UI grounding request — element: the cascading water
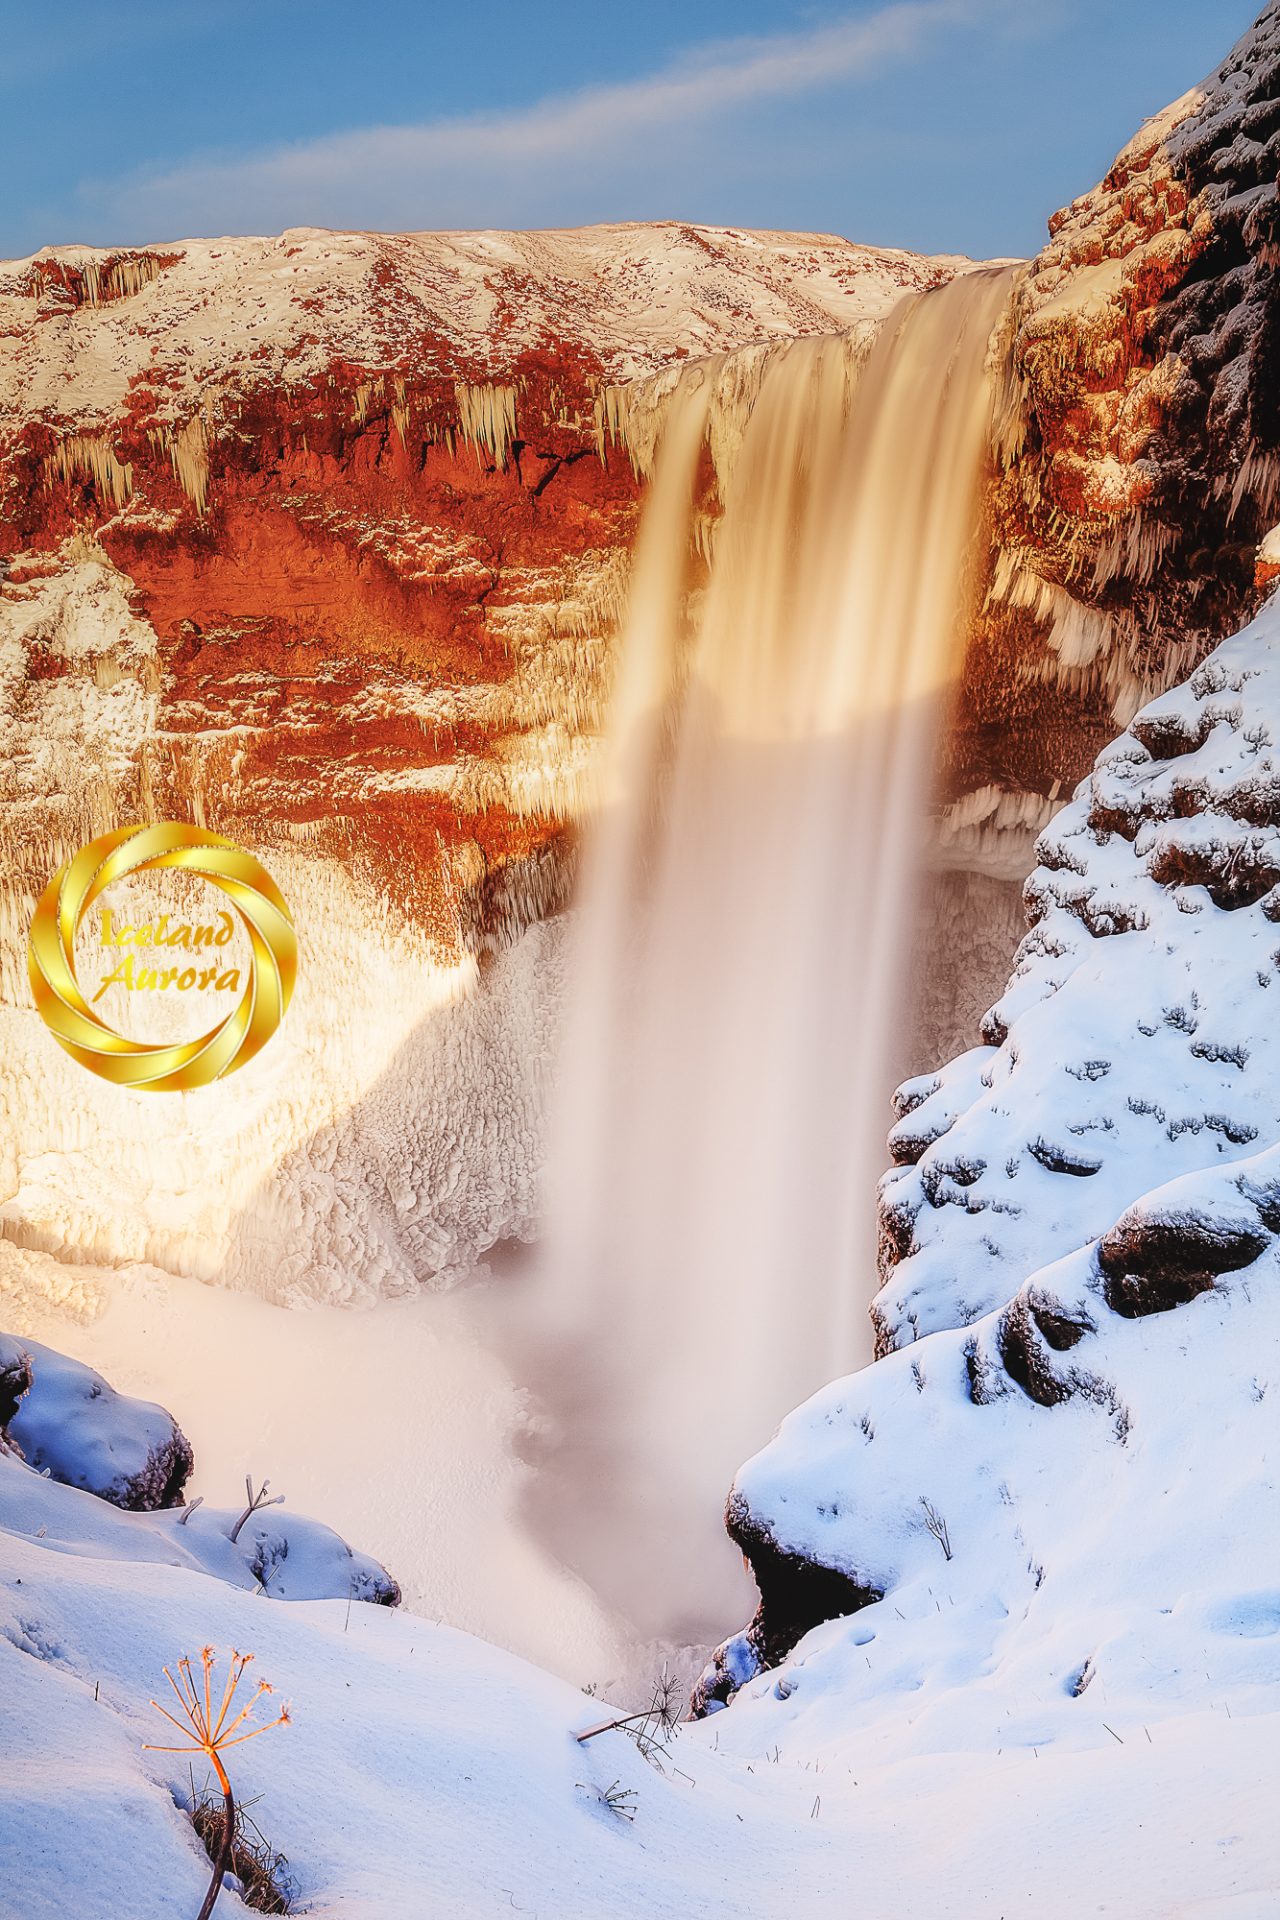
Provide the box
[522,266,1016,1648]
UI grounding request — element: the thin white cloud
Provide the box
[78,0,1006,240]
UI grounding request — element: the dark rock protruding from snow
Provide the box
[1098,1202,1270,1319]
[691,1492,883,1715]
[2,1336,193,1509]
[0,1335,33,1434]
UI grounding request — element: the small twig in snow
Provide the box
[919,1496,953,1561]
[229,1476,285,1545]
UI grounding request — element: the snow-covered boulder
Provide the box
[181,1497,402,1606]
[698,591,1280,1711]
[1,1335,193,1510]
[0,1441,400,1605]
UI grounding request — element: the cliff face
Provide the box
[952,3,1280,831]
[0,223,965,954]
[0,223,969,1299]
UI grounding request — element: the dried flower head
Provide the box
[145,1647,290,1794]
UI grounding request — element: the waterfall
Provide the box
[521,266,1015,1648]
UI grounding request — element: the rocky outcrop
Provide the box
[0,1332,32,1432]
[692,1492,882,1715]
[2,1335,193,1508]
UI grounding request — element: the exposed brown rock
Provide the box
[1097,1209,1269,1318]
[0,1335,33,1433]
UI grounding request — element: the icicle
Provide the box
[937,785,1058,874]
[25,248,173,307]
[43,434,133,508]
[389,377,410,446]
[454,382,518,468]
[1226,447,1280,523]
[1091,511,1179,591]
[149,412,211,515]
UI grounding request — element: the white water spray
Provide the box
[521,268,1015,1645]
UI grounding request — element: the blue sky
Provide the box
[3,1,1251,261]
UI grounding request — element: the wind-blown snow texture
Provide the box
[697,592,1280,1732]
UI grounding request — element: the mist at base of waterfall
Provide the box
[4,1242,710,1706]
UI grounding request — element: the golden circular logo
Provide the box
[27,823,297,1091]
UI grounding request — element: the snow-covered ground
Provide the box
[3,1427,1277,1920]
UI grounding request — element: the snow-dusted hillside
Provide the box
[880,598,1280,1350]
[696,593,1280,1763]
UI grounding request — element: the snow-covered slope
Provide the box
[879,598,1280,1351]
[696,592,1280,1747]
